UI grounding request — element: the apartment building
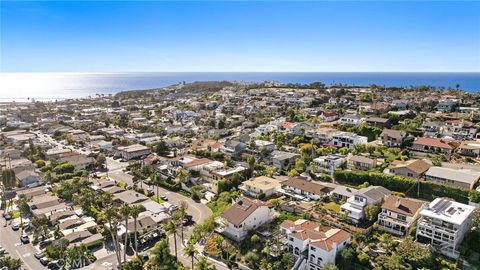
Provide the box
[116,144,151,160]
[416,198,475,259]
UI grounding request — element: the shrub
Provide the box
[334,170,479,203]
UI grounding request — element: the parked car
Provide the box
[39,239,52,249]
[160,195,168,201]
[11,224,19,231]
[40,257,50,266]
[4,214,12,221]
[0,247,6,254]
[48,260,61,269]
[146,188,154,197]
[34,251,44,259]
[182,215,193,226]
[20,234,29,244]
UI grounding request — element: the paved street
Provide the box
[0,219,44,270]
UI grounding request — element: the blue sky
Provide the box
[1,1,479,72]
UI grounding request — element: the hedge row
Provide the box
[334,170,480,204]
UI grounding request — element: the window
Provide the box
[397,215,407,221]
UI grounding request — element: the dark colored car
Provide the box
[182,215,193,226]
[40,257,50,266]
[20,234,30,244]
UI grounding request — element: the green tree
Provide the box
[120,203,131,264]
[147,238,178,270]
[165,219,179,259]
[374,254,412,270]
[130,204,145,255]
[195,256,216,270]
[364,204,381,222]
[244,251,259,269]
[396,237,434,269]
[322,263,339,270]
[184,242,197,269]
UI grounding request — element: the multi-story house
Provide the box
[305,128,341,145]
[220,197,273,241]
[331,132,368,150]
[457,141,480,157]
[416,198,475,259]
[270,150,299,171]
[442,119,477,140]
[339,115,363,126]
[377,195,426,236]
[365,117,391,128]
[436,100,457,112]
[346,154,377,171]
[340,186,391,224]
[280,219,351,270]
[380,129,407,147]
[425,167,480,190]
[312,154,346,174]
[239,176,282,198]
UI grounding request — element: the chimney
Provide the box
[395,198,401,208]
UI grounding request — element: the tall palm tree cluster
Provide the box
[1,168,17,216]
[105,202,146,267]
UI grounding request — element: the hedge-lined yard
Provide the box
[334,170,480,204]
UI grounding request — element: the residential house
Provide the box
[312,154,346,174]
[220,197,273,241]
[116,144,151,160]
[331,132,368,149]
[425,167,480,190]
[388,159,431,178]
[411,137,459,155]
[365,117,391,128]
[280,219,351,270]
[340,186,391,224]
[221,140,247,158]
[331,185,356,202]
[239,176,282,198]
[436,100,457,112]
[16,170,43,187]
[457,141,480,157]
[281,177,333,201]
[443,120,477,140]
[339,115,363,126]
[270,150,299,171]
[346,155,377,171]
[380,129,407,147]
[416,198,475,259]
[377,195,426,236]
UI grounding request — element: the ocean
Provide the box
[1,72,479,102]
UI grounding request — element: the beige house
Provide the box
[239,176,281,198]
[377,195,426,236]
[388,159,431,178]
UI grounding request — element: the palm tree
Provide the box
[148,238,178,269]
[105,206,122,266]
[178,200,188,242]
[165,219,179,259]
[184,242,197,269]
[120,203,131,264]
[151,172,161,202]
[16,196,31,230]
[195,257,216,270]
[130,204,145,255]
[247,156,256,175]
[1,169,16,215]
